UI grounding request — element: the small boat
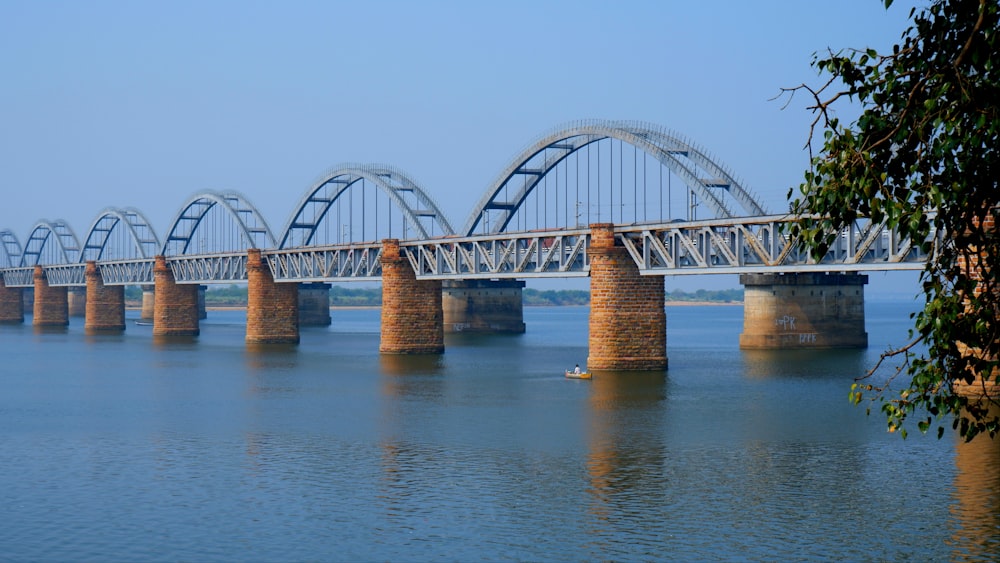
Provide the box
[565,370,592,380]
[133,320,153,326]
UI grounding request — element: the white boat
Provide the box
[564,370,592,380]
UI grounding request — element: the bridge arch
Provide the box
[280,163,454,249]
[463,119,768,235]
[0,230,23,268]
[81,207,162,261]
[161,191,276,256]
[20,220,82,266]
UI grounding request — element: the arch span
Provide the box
[20,220,82,266]
[161,191,276,256]
[81,207,162,261]
[0,230,23,268]
[280,163,454,248]
[463,119,768,235]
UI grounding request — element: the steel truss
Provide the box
[266,244,383,282]
[403,230,590,279]
[168,254,249,283]
[1,267,34,287]
[98,259,156,285]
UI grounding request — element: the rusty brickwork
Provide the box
[955,210,999,398]
[153,255,200,337]
[246,249,299,344]
[32,265,69,326]
[380,239,444,354]
[587,224,667,371]
[739,273,868,349]
[0,276,24,324]
[84,261,125,332]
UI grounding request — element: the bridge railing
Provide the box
[41,264,87,286]
[99,258,156,285]
[169,253,249,284]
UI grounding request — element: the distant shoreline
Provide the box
[129,302,742,311]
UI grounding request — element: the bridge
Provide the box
[0,120,929,369]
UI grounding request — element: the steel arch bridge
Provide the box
[0,230,22,269]
[81,207,162,261]
[20,220,82,266]
[161,191,276,256]
[280,163,454,248]
[463,119,768,236]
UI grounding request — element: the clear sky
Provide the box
[0,0,924,294]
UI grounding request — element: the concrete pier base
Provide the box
[32,266,68,327]
[246,249,299,344]
[153,255,200,337]
[197,285,207,319]
[442,279,526,333]
[739,272,868,349]
[140,285,155,320]
[84,261,125,332]
[67,287,87,317]
[587,224,667,371]
[380,239,444,354]
[0,276,24,324]
[298,282,332,326]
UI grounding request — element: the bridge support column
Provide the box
[198,285,207,319]
[298,282,332,326]
[442,279,526,334]
[67,287,87,317]
[739,273,868,349]
[380,239,443,354]
[84,261,125,332]
[587,224,667,371]
[32,265,68,327]
[153,255,200,337]
[246,249,299,344]
[0,276,24,324]
[140,285,155,320]
[955,211,999,398]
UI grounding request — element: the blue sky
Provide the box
[0,0,924,293]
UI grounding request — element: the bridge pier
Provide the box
[84,261,125,332]
[587,224,667,371]
[32,265,69,327]
[298,282,332,326]
[140,285,155,320]
[739,273,868,349]
[380,239,443,354]
[67,287,87,317]
[0,276,24,324]
[955,211,999,398]
[442,279,526,334]
[153,255,200,337]
[198,285,207,319]
[246,249,299,344]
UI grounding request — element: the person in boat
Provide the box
[574,364,581,375]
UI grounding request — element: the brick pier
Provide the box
[153,255,199,337]
[32,265,69,327]
[0,275,24,324]
[246,248,299,344]
[587,223,667,371]
[84,261,125,332]
[380,239,443,354]
[955,210,999,398]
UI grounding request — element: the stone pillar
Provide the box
[380,238,444,354]
[299,282,332,326]
[197,285,207,319]
[0,275,24,324]
[442,279,526,333]
[153,255,200,337]
[32,265,69,327]
[246,248,299,344]
[955,209,999,398]
[140,285,155,320]
[739,272,868,349]
[84,261,125,332]
[587,223,667,371]
[67,287,87,317]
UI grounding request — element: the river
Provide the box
[0,302,997,561]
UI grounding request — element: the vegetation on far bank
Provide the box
[126,284,743,307]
